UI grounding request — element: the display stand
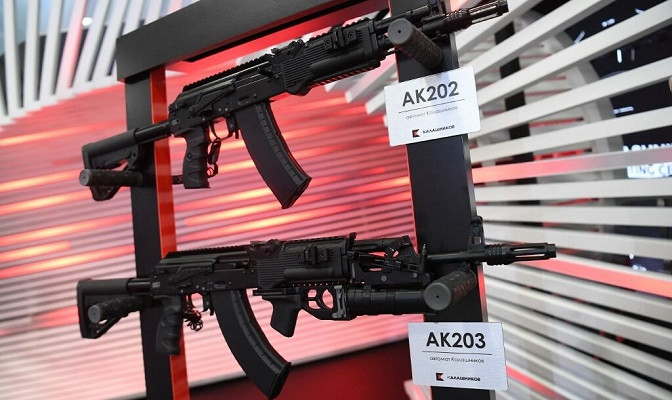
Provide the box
[389,0,492,399]
[116,0,490,398]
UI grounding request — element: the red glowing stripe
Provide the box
[0,215,131,247]
[0,245,134,279]
[506,365,564,399]
[529,118,583,128]
[0,241,71,263]
[521,258,672,299]
[368,191,412,205]
[369,135,392,145]
[33,305,80,329]
[333,104,367,115]
[183,204,353,242]
[280,97,347,112]
[281,125,332,140]
[185,201,280,226]
[0,306,79,337]
[0,170,80,193]
[216,143,361,174]
[174,187,273,211]
[218,159,255,173]
[0,191,92,215]
[343,176,409,193]
[0,121,122,147]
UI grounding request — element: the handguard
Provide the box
[234,101,312,209]
[211,290,291,399]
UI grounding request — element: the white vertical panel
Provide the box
[3,0,22,116]
[168,0,183,13]
[73,0,111,90]
[0,78,9,124]
[91,0,128,85]
[121,0,144,34]
[55,0,87,94]
[39,0,64,102]
[144,0,164,24]
[22,0,41,111]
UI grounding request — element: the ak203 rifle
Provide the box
[78,218,554,398]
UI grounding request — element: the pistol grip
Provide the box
[156,296,183,355]
[211,290,290,399]
[264,293,302,337]
[235,102,311,209]
[178,125,210,189]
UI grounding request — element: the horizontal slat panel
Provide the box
[473,146,672,183]
[488,299,672,385]
[476,177,672,201]
[506,360,579,400]
[471,106,672,163]
[455,0,544,54]
[476,57,672,138]
[518,254,672,299]
[486,278,672,350]
[479,204,672,227]
[478,1,672,105]
[485,222,672,260]
[471,0,615,78]
[500,321,671,400]
[486,264,672,322]
[505,344,620,400]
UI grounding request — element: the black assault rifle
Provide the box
[77,220,554,398]
[80,0,508,208]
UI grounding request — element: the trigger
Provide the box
[226,116,237,137]
[208,139,221,165]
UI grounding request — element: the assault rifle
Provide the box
[77,221,554,398]
[80,0,508,208]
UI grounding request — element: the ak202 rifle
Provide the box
[80,0,508,208]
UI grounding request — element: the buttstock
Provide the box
[211,290,291,399]
[77,278,137,339]
[235,102,311,209]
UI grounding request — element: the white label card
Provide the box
[408,322,508,390]
[384,66,481,146]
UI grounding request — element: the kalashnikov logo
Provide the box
[435,373,444,381]
[412,129,420,138]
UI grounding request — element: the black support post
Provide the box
[388,1,492,399]
[125,72,187,399]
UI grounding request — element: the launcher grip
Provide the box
[235,102,311,209]
[211,290,291,399]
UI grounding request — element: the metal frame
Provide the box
[388,0,490,399]
[117,0,489,397]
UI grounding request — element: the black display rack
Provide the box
[115,0,491,398]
